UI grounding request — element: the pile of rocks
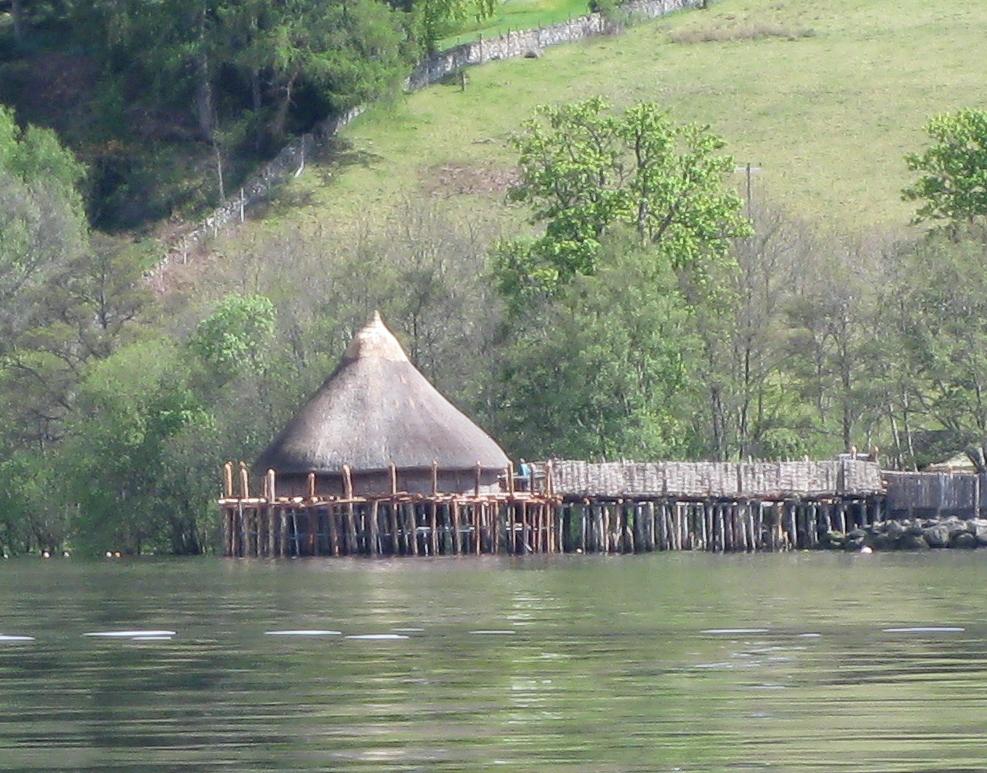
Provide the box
[820,517,987,552]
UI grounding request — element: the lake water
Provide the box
[2,552,987,771]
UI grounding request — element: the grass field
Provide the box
[232,0,987,251]
[439,0,591,49]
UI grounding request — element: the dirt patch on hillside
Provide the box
[421,162,519,197]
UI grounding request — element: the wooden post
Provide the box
[289,508,299,556]
[239,462,250,499]
[493,502,501,554]
[389,502,399,555]
[370,499,380,556]
[279,508,288,557]
[753,501,762,552]
[327,505,338,556]
[658,502,666,550]
[507,462,515,496]
[475,505,481,555]
[390,463,398,496]
[787,501,798,549]
[543,504,550,553]
[475,461,481,498]
[739,504,747,553]
[716,504,725,553]
[430,500,439,555]
[533,504,541,553]
[633,503,643,552]
[223,462,234,498]
[452,499,462,554]
[431,460,438,495]
[307,508,316,555]
[221,508,230,557]
[342,465,357,554]
[307,472,316,499]
[407,503,419,556]
[266,507,275,558]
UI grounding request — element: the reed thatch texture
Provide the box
[550,459,883,499]
[255,312,509,476]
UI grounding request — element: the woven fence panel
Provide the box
[884,472,978,514]
[548,459,885,499]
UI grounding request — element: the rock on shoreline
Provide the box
[821,517,987,552]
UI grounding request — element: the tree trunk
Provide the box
[11,0,24,45]
[272,70,299,140]
[214,138,225,202]
[195,52,215,142]
[251,68,263,149]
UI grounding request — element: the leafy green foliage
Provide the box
[415,0,496,53]
[495,98,750,312]
[904,108,987,229]
[189,294,276,379]
[60,338,210,554]
[890,237,987,438]
[492,242,696,459]
[0,106,88,339]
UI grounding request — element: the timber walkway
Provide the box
[220,457,892,557]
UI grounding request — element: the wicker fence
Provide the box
[547,459,884,500]
[884,472,986,517]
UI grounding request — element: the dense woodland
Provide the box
[1,2,987,556]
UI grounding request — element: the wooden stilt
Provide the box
[578,503,586,553]
[407,503,419,556]
[430,501,439,556]
[452,500,462,554]
[389,502,399,555]
[370,500,380,556]
[474,505,481,555]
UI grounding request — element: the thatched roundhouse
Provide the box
[254,312,509,497]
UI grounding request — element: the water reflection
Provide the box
[1,553,987,769]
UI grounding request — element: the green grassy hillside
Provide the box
[232,0,986,251]
[439,0,592,48]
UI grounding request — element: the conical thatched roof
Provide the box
[255,312,509,474]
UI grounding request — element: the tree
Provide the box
[495,98,750,313]
[904,108,987,230]
[0,106,88,345]
[60,338,208,555]
[891,236,987,447]
[491,239,697,460]
[0,236,152,454]
[413,0,495,53]
[189,293,276,381]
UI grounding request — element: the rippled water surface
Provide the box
[3,552,987,770]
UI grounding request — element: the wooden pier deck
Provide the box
[220,458,888,557]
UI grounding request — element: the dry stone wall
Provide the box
[157,0,701,276]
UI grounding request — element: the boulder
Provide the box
[975,524,987,547]
[871,533,897,551]
[821,530,845,549]
[900,533,930,550]
[844,534,867,551]
[886,520,907,539]
[951,531,978,550]
[923,525,950,548]
[524,48,542,59]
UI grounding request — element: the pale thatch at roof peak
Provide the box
[342,310,406,363]
[255,311,509,475]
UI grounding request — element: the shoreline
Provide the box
[820,516,987,552]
